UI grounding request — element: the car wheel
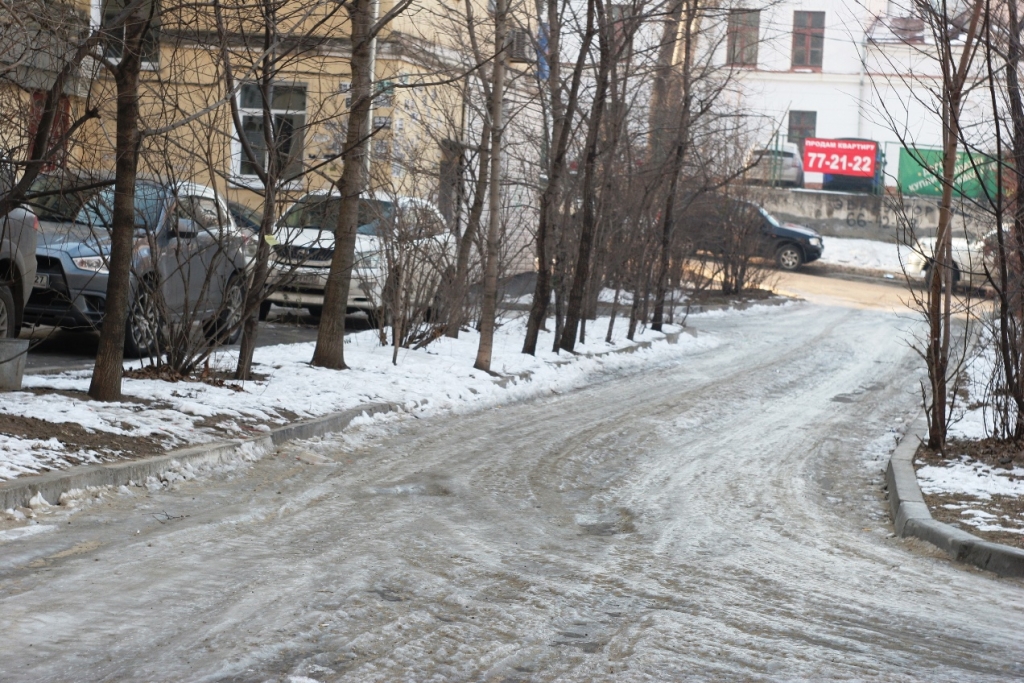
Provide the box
[258,300,271,321]
[0,285,17,338]
[776,244,804,271]
[206,275,245,345]
[924,264,960,291]
[124,282,163,358]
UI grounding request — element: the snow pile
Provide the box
[818,237,910,274]
[0,311,736,481]
[918,457,1024,500]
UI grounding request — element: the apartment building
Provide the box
[713,0,993,189]
[2,0,542,261]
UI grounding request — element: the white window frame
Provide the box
[230,82,307,190]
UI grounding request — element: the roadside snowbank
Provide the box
[818,237,908,274]
[0,311,738,481]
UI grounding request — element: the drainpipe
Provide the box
[363,0,380,187]
[857,15,869,138]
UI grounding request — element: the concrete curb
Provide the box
[2,325,693,511]
[0,401,398,511]
[886,416,1024,577]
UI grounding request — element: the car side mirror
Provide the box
[175,218,197,239]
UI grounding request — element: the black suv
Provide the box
[686,196,823,271]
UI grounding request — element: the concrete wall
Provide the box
[758,187,991,243]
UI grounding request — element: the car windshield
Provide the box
[758,207,782,228]
[280,196,395,236]
[75,183,165,231]
[25,177,104,223]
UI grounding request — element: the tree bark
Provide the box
[473,0,506,372]
[88,9,148,401]
[523,0,597,355]
[311,0,374,370]
[559,0,610,352]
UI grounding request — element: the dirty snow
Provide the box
[0,312,729,481]
[917,457,1024,500]
[818,237,909,274]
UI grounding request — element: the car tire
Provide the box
[206,274,245,346]
[258,300,271,321]
[0,285,17,338]
[924,264,960,292]
[307,306,323,319]
[124,281,163,358]
[776,244,804,271]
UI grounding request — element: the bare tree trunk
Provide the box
[559,0,610,352]
[925,0,982,449]
[651,0,695,332]
[311,0,374,370]
[523,0,597,355]
[88,8,148,401]
[446,119,490,338]
[998,0,1024,436]
[229,2,279,380]
[473,0,506,372]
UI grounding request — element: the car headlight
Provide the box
[809,237,822,247]
[72,256,109,273]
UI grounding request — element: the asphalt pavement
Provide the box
[2,269,1022,681]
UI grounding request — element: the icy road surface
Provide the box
[3,280,1024,681]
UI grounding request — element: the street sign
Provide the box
[802,138,877,177]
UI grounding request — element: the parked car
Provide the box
[23,177,252,356]
[690,197,823,270]
[746,142,804,188]
[0,208,39,337]
[263,191,455,321]
[759,206,824,270]
[228,201,262,233]
[905,234,993,289]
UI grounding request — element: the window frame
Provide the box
[93,0,160,71]
[232,82,307,189]
[787,111,817,153]
[726,9,760,67]
[791,11,825,70]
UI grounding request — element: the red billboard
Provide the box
[802,138,877,177]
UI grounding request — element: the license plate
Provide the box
[290,273,322,287]
[33,273,49,289]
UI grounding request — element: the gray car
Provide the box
[24,178,252,356]
[0,207,39,337]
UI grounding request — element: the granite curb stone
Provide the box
[886,416,1024,577]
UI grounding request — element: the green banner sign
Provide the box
[897,147,996,199]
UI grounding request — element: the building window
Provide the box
[100,0,159,67]
[373,116,392,130]
[727,10,759,66]
[788,110,816,152]
[237,83,306,179]
[792,11,824,69]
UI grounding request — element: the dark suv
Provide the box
[758,205,824,270]
[24,178,252,356]
[686,196,823,271]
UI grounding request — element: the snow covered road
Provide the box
[2,293,1023,681]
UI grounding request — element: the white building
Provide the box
[711,0,993,188]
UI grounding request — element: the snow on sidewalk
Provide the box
[0,307,771,481]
